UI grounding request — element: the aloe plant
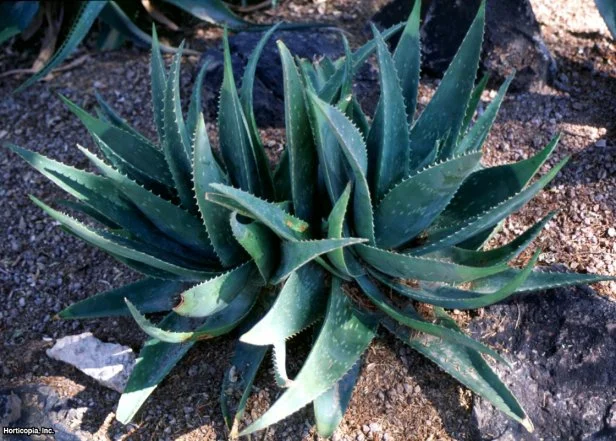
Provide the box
[6,0,615,438]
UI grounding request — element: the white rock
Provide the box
[46,332,135,393]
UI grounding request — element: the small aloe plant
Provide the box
[6,0,614,438]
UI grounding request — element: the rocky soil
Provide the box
[0,0,614,440]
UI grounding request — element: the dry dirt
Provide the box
[0,0,614,440]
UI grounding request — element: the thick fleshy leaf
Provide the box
[356,276,508,364]
[238,24,279,200]
[408,0,485,167]
[186,60,210,141]
[241,263,327,345]
[326,184,354,276]
[366,24,411,200]
[279,41,317,222]
[218,29,267,197]
[206,183,309,241]
[470,268,616,294]
[429,136,560,251]
[319,23,406,101]
[357,244,507,284]
[163,41,196,211]
[308,93,375,243]
[393,0,421,125]
[373,250,539,310]
[193,115,244,266]
[58,278,184,319]
[32,197,215,280]
[30,196,214,280]
[306,86,348,204]
[165,0,259,30]
[271,238,367,284]
[240,278,377,436]
[94,90,150,143]
[99,2,187,54]
[173,263,258,317]
[458,73,490,140]
[222,340,268,437]
[425,212,555,267]
[455,74,514,156]
[78,146,215,256]
[230,213,279,282]
[60,96,173,190]
[151,25,167,143]
[417,156,569,254]
[116,313,198,424]
[375,152,481,249]
[314,361,361,438]
[384,309,532,431]
[126,280,260,343]
[14,1,107,93]
[273,150,292,201]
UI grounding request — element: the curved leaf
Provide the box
[15,1,107,93]
[384,310,532,431]
[375,152,481,249]
[230,213,279,282]
[126,280,260,343]
[173,262,258,317]
[271,238,367,284]
[193,115,244,266]
[373,250,539,310]
[357,244,507,284]
[58,278,184,319]
[408,0,485,166]
[240,277,377,436]
[366,24,411,200]
[241,263,327,346]
[279,41,317,222]
[207,183,309,241]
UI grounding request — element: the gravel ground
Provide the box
[0,0,614,440]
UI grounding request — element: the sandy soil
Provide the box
[0,0,614,440]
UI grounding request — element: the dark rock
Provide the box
[199,29,346,128]
[468,284,616,440]
[373,0,557,90]
[0,391,22,425]
[4,385,90,440]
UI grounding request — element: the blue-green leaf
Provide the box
[308,93,375,243]
[15,1,107,93]
[279,41,318,222]
[384,309,532,431]
[193,115,244,266]
[366,24,411,200]
[373,250,540,309]
[357,244,507,284]
[173,262,258,317]
[408,0,485,167]
[207,183,310,241]
[271,238,366,284]
[230,213,279,282]
[375,152,481,249]
[116,313,197,423]
[58,278,184,319]
[126,280,260,343]
[240,277,377,436]
[393,0,421,125]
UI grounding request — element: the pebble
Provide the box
[595,139,607,147]
[608,228,616,238]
